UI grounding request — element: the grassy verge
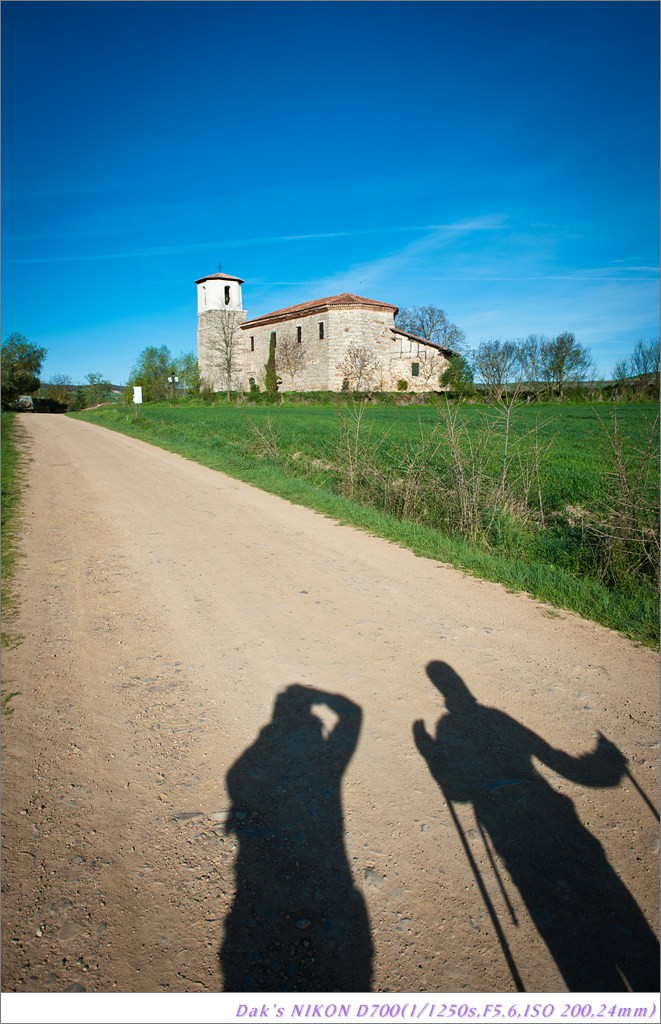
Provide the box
[72,401,659,648]
[1,412,25,714]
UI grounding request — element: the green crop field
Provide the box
[75,399,660,647]
[1,412,25,713]
[1,413,22,618]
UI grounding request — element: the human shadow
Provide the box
[414,661,660,992]
[220,684,373,991]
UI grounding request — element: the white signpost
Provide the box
[133,386,143,404]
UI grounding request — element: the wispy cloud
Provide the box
[2,234,352,265]
[2,218,508,266]
[248,217,511,309]
[3,170,443,244]
[428,270,660,282]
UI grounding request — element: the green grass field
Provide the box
[74,399,660,647]
[2,413,22,615]
[1,412,26,713]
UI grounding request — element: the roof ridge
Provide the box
[242,291,398,327]
[195,273,245,284]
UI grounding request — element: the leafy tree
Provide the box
[42,373,73,406]
[440,354,475,397]
[85,372,112,406]
[69,387,89,411]
[395,305,466,352]
[175,351,200,396]
[1,333,47,407]
[126,345,173,403]
[264,333,278,394]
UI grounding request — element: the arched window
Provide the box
[224,286,231,305]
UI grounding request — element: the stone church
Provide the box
[196,272,455,393]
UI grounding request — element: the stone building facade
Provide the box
[196,273,454,393]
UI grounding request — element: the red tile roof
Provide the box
[195,273,245,285]
[242,292,398,328]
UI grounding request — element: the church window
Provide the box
[297,326,302,343]
[319,322,325,339]
[224,286,231,305]
[411,363,420,377]
[250,337,255,352]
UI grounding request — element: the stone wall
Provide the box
[326,307,394,390]
[324,308,450,392]
[240,312,331,391]
[199,303,451,393]
[384,332,451,392]
[198,309,248,391]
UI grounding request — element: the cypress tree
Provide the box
[265,332,278,394]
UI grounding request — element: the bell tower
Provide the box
[196,272,245,314]
[195,272,247,392]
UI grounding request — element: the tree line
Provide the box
[0,333,115,411]
[0,333,200,411]
[396,305,660,400]
[2,310,659,409]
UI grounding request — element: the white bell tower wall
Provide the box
[196,273,244,314]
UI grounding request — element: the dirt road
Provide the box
[2,414,659,995]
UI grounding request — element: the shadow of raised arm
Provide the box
[529,727,627,788]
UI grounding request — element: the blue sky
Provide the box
[2,0,659,385]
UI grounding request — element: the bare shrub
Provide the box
[338,342,381,393]
[390,420,446,522]
[248,417,280,459]
[206,309,242,399]
[511,418,554,528]
[581,411,659,586]
[276,332,308,389]
[333,400,388,499]
[435,402,502,542]
[329,398,554,550]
